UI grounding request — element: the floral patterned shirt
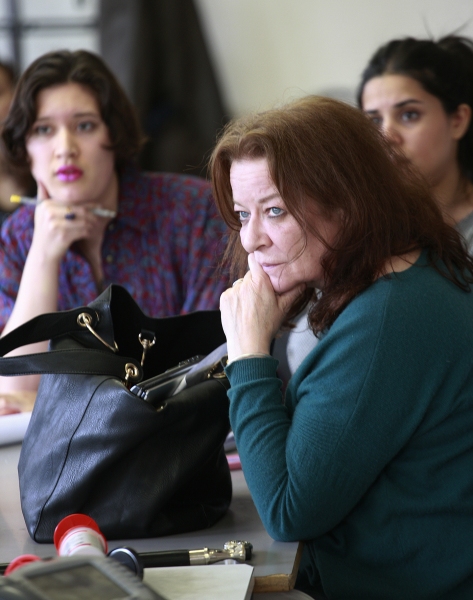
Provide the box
[0,164,228,330]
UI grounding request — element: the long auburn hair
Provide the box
[209,95,473,334]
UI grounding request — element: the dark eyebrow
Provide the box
[34,112,99,121]
[364,98,423,115]
[73,112,100,118]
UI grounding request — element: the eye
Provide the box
[236,210,250,222]
[368,115,382,127]
[31,124,52,136]
[77,120,97,132]
[400,110,420,123]
[364,112,382,127]
[268,206,284,217]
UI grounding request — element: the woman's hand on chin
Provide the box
[30,181,99,263]
[220,253,305,362]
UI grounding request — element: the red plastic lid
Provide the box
[54,514,103,551]
[4,554,41,575]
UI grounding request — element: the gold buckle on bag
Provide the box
[124,363,140,388]
[77,312,119,353]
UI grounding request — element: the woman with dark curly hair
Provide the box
[0,50,227,392]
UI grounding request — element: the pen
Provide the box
[10,195,117,218]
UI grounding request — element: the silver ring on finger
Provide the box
[232,278,244,287]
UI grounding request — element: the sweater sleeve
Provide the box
[226,272,473,542]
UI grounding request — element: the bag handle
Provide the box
[0,308,141,379]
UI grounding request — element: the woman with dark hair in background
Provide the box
[358,35,473,252]
[0,59,29,225]
[211,95,473,599]
[0,60,15,121]
[0,49,227,393]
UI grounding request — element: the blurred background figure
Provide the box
[0,59,29,225]
[358,35,473,252]
[0,49,228,393]
[0,60,15,122]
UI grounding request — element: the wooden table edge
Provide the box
[252,541,303,593]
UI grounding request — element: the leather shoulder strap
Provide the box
[0,309,140,379]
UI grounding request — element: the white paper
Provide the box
[0,411,32,446]
[144,564,254,600]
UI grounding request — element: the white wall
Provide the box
[195,0,473,115]
[2,0,473,117]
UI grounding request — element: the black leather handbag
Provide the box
[0,285,231,543]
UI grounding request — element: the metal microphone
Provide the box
[107,541,253,578]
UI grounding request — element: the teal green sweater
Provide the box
[226,254,473,599]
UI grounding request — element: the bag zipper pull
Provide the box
[138,333,156,367]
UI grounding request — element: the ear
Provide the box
[451,103,471,141]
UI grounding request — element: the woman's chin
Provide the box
[46,181,89,203]
[270,279,297,295]
[271,278,317,296]
[267,276,285,294]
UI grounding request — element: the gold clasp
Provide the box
[77,312,118,353]
[124,363,140,388]
[138,333,156,366]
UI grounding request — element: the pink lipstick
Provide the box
[56,166,83,182]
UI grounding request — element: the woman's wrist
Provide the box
[226,352,271,366]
